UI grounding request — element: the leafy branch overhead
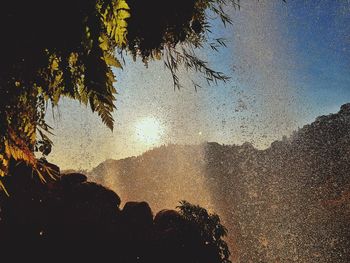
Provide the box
[0,0,237,185]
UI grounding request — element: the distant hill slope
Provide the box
[89,144,211,212]
[88,104,350,263]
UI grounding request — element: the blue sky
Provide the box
[47,0,350,170]
[283,0,350,115]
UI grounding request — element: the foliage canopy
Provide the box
[0,0,237,188]
[178,201,231,263]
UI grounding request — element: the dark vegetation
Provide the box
[0,0,239,259]
[2,1,346,261]
[0,0,236,180]
[90,104,350,262]
[0,161,230,262]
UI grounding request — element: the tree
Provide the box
[0,0,237,190]
[177,201,231,263]
[0,164,232,262]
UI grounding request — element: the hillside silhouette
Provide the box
[89,103,350,262]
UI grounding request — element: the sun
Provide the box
[135,116,164,146]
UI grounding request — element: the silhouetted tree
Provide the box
[0,0,237,185]
[0,162,232,262]
[177,201,231,263]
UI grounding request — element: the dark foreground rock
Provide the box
[0,161,230,262]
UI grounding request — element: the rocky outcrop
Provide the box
[0,161,229,262]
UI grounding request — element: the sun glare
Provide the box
[135,117,164,145]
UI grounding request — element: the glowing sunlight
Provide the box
[134,116,165,146]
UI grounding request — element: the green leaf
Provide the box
[104,53,122,68]
[0,179,9,196]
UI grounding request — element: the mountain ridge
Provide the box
[88,103,350,262]
[90,102,350,173]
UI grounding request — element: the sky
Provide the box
[46,0,350,170]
